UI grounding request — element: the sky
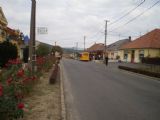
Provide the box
[0,0,160,48]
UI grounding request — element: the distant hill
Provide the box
[63,47,83,54]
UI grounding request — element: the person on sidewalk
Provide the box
[105,53,108,66]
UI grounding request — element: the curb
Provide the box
[60,63,67,120]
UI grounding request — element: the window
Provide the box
[124,51,128,59]
[139,50,144,61]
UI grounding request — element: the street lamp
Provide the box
[29,0,36,73]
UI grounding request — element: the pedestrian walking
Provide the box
[105,53,108,66]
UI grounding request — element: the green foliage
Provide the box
[0,41,18,67]
[52,46,63,55]
[36,55,55,72]
[0,61,38,119]
[36,43,51,56]
[0,54,56,119]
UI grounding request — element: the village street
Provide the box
[61,58,160,120]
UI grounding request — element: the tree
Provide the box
[51,46,63,55]
[0,41,18,67]
[36,43,51,56]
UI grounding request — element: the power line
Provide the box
[110,0,160,32]
[88,0,146,40]
[100,30,140,38]
[87,25,104,39]
[108,33,139,38]
[109,0,145,26]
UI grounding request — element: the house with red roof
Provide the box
[87,43,105,60]
[120,29,160,63]
[0,7,8,42]
[0,7,24,58]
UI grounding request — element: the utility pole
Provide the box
[76,42,78,59]
[73,47,75,59]
[104,20,109,58]
[55,41,57,46]
[76,42,78,52]
[29,0,36,73]
[84,36,86,51]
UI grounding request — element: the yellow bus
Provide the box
[79,52,90,61]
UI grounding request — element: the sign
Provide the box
[37,27,48,34]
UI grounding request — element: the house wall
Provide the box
[119,48,160,63]
[0,28,2,42]
[118,50,124,61]
[0,27,6,42]
[0,8,8,42]
[0,36,3,42]
[0,7,8,26]
[134,50,139,63]
[128,52,131,62]
[108,51,118,59]
[144,49,160,57]
[114,51,118,59]
[119,50,131,62]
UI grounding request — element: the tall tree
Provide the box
[36,43,51,56]
[51,46,63,55]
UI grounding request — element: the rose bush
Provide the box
[0,55,55,120]
[0,59,37,119]
[36,55,55,72]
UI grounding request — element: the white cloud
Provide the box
[0,0,160,48]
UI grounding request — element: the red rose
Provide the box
[17,69,24,77]
[17,103,24,109]
[7,77,13,85]
[31,76,36,81]
[15,93,24,99]
[22,77,30,84]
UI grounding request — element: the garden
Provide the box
[0,55,56,119]
[0,41,62,120]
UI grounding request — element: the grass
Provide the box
[22,69,61,120]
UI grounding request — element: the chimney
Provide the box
[129,36,131,41]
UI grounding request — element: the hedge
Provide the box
[0,41,18,67]
[118,65,160,78]
[141,57,160,65]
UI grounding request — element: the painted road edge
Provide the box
[60,62,67,120]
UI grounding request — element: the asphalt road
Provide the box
[61,59,160,120]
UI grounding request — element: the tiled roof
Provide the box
[121,29,160,49]
[87,43,105,52]
[5,27,19,36]
[107,39,131,51]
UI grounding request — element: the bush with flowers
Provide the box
[36,55,56,72]
[0,55,55,120]
[0,59,38,119]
